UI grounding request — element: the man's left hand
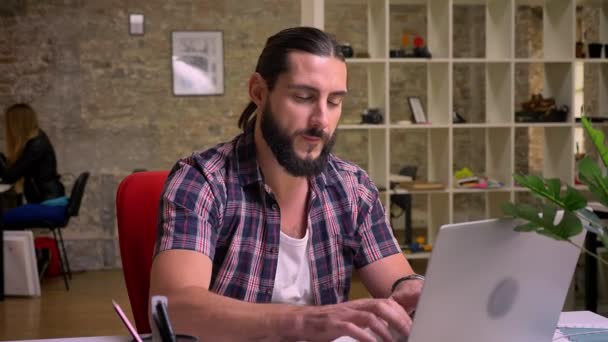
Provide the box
[389,278,424,315]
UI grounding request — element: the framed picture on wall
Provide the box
[408,96,427,123]
[171,31,224,96]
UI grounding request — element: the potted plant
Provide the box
[502,116,608,266]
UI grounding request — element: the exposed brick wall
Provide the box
[1,0,299,269]
[2,1,599,269]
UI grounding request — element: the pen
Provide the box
[112,299,143,342]
[154,300,176,342]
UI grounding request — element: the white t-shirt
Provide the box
[271,229,313,305]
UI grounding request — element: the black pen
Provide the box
[154,300,176,342]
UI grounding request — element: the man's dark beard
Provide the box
[260,105,336,177]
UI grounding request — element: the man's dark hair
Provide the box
[238,26,345,130]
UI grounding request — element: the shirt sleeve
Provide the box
[154,159,221,259]
[353,175,401,269]
[0,137,46,183]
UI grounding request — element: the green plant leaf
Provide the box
[578,156,608,208]
[541,203,557,226]
[579,156,604,185]
[516,174,545,193]
[502,202,543,223]
[501,202,518,217]
[562,186,587,211]
[502,202,583,241]
[512,174,587,210]
[551,210,583,239]
[546,178,561,198]
[537,228,567,241]
[514,222,539,232]
[582,116,608,169]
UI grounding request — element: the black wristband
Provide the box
[391,273,425,293]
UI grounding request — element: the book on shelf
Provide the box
[456,176,479,186]
[397,181,445,191]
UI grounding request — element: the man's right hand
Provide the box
[290,297,412,342]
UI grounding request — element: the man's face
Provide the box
[259,52,347,177]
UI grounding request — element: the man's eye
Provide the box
[328,98,343,106]
[295,95,313,102]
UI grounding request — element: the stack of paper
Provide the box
[553,311,608,342]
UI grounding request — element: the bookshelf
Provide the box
[301,0,608,258]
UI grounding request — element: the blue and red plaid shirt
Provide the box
[155,125,400,304]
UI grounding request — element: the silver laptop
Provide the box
[407,218,584,342]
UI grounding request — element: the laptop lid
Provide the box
[408,218,584,342]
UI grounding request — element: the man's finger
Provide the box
[333,321,378,342]
[368,299,411,337]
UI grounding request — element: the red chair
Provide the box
[116,170,169,334]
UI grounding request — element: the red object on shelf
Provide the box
[414,36,425,48]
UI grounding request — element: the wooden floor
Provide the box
[0,269,372,341]
[0,270,134,341]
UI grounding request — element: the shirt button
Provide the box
[265,288,272,295]
[269,247,278,254]
[271,203,278,210]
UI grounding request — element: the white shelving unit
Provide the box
[301,0,608,257]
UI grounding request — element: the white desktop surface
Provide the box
[7,311,608,342]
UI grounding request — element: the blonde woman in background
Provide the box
[0,103,65,205]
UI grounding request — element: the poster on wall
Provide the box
[171,31,224,96]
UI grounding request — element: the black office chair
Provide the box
[0,172,90,295]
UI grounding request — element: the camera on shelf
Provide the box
[339,43,354,58]
[361,108,384,124]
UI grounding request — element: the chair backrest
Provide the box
[116,170,169,334]
[67,172,90,217]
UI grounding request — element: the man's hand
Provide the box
[290,297,412,342]
[389,279,424,315]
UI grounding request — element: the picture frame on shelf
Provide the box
[171,31,224,96]
[408,96,427,123]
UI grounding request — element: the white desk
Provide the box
[7,311,608,342]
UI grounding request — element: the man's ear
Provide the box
[248,73,267,109]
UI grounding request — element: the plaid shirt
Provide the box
[155,125,400,304]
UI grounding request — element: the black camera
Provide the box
[361,108,384,124]
[339,43,354,58]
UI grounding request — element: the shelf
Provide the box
[402,252,431,260]
[305,0,583,256]
[346,58,386,64]
[453,58,509,63]
[338,124,388,130]
[389,188,448,195]
[389,124,450,129]
[574,121,608,127]
[453,123,512,128]
[514,123,572,127]
[451,187,512,193]
[575,59,608,64]
[514,59,574,63]
[389,58,450,63]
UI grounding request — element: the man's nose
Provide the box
[310,100,329,129]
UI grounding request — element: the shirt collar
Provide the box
[236,123,264,187]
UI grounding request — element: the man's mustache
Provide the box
[296,128,330,143]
